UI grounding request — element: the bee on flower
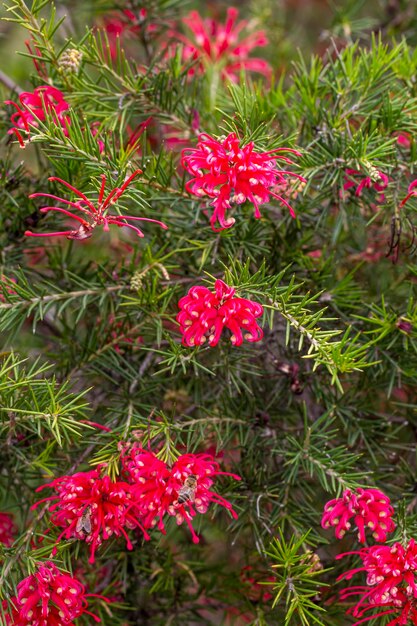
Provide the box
[122,446,241,544]
[32,467,150,563]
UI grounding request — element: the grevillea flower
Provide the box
[25,170,168,240]
[240,566,274,602]
[0,512,16,546]
[25,39,48,80]
[126,117,153,153]
[105,314,143,354]
[399,178,417,209]
[6,86,70,148]
[122,447,241,543]
[2,561,108,625]
[397,133,411,149]
[343,169,388,203]
[32,467,150,563]
[337,540,417,624]
[103,8,155,59]
[170,7,272,81]
[182,132,305,231]
[177,279,263,347]
[321,488,395,543]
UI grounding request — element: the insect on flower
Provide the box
[25,169,168,241]
[176,474,198,505]
[33,467,151,563]
[75,505,92,536]
[122,447,241,544]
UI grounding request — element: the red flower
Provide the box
[105,314,143,354]
[6,86,70,148]
[240,565,274,602]
[2,561,108,625]
[126,117,154,152]
[321,488,395,543]
[25,39,48,80]
[24,170,168,240]
[103,8,154,59]
[337,540,417,624]
[33,468,150,563]
[0,512,16,547]
[343,169,388,202]
[177,279,263,347]
[122,447,241,544]
[182,132,305,231]
[397,133,411,149]
[104,9,140,38]
[170,7,272,81]
[399,178,417,209]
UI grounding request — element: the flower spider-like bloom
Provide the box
[25,170,168,241]
[103,8,152,59]
[32,467,150,563]
[399,178,417,209]
[122,447,241,544]
[182,132,305,231]
[177,279,264,347]
[2,561,108,625]
[6,85,70,148]
[343,168,388,203]
[337,540,417,624]
[321,488,395,543]
[170,7,272,82]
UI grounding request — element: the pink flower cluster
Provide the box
[343,168,388,203]
[338,540,417,624]
[121,447,241,544]
[0,512,16,546]
[3,561,107,625]
[25,170,168,241]
[170,7,271,82]
[6,85,105,153]
[177,279,264,347]
[6,86,70,148]
[33,450,240,558]
[33,468,150,563]
[321,487,395,543]
[321,488,417,624]
[182,132,305,231]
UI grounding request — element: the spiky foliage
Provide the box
[1,0,417,625]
